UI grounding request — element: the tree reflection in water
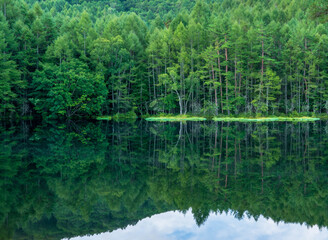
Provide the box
[0,120,328,239]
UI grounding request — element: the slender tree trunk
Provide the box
[218,125,223,184]
[177,93,183,115]
[152,55,156,100]
[246,73,248,113]
[289,58,293,112]
[212,64,218,115]
[225,123,229,188]
[285,75,288,114]
[234,56,237,98]
[234,138,237,178]
[190,40,194,114]
[217,49,224,113]
[298,67,300,112]
[259,37,264,112]
[238,73,241,96]
[266,85,269,111]
[303,38,309,112]
[212,126,218,171]
[225,35,229,115]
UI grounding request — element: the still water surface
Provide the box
[1,120,328,239]
[66,210,328,240]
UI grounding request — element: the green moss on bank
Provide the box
[86,113,327,122]
[96,116,112,121]
[213,117,320,122]
[145,115,207,122]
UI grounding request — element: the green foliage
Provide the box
[0,0,327,118]
[0,13,24,115]
[310,0,328,23]
[112,109,138,121]
[30,60,107,119]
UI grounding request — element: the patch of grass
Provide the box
[146,115,207,122]
[96,116,112,121]
[213,117,320,122]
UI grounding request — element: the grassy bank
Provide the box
[96,116,112,121]
[144,114,323,122]
[213,117,320,122]
[145,115,207,122]
[26,111,328,122]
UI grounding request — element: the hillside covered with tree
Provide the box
[0,0,328,119]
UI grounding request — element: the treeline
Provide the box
[0,0,328,119]
[24,0,198,20]
[1,121,328,239]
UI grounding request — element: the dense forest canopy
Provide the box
[0,0,327,119]
[1,120,328,239]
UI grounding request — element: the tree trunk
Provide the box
[303,38,309,112]
[217,49,224,114]
[234,56,237,98]
[152,55,156,100]
[259,37,264,111]
[212,64,218,115]
[225,35,229,115]
[178,95,183,115]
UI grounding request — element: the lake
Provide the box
[1,120,328,239]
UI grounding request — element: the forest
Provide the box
[1,120,328,239]
[0,0,328,119]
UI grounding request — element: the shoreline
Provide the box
[143,115,322,122]
[212,117,320,122]
[145,116,207,122]
[1,114,325,122]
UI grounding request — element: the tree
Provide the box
[0,13,23,116]
[30,60,107,119]
[159,66,184,114]
[311,0,328,22]
[0,0,328,118]
[202,45,219,115]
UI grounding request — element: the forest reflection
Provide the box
[1,120,328,239]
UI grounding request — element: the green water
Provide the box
[1,120,328,239]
